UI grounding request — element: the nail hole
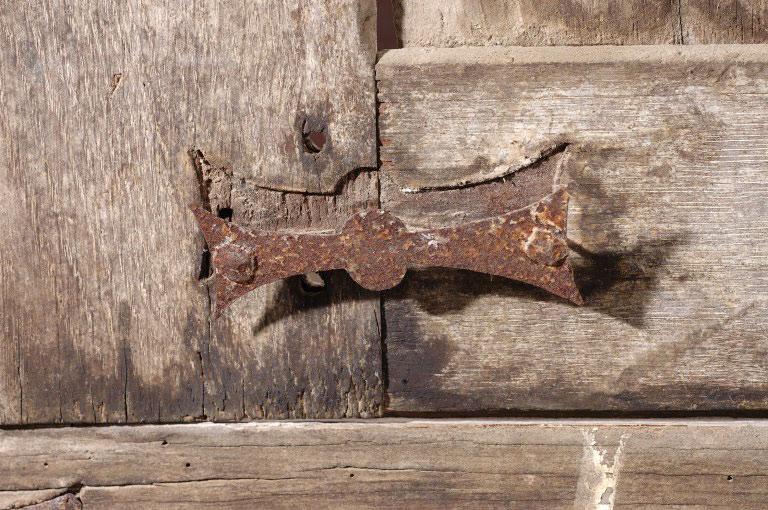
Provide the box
[349,473,354,478]
[302,118,327,153]
[727,475,734,481]
[401,379,408,385]
[185,462,191,468]
[217,207,233,221]
[303,130,326,153]
[43,462,48,467]
[161,440,168,446]
[300,272,326,294]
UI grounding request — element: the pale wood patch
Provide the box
[392,0,768,47]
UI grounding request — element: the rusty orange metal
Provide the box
[191,188,583,316]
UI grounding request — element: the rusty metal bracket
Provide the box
[191,188,583,316]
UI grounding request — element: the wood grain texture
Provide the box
[378,45,768,413]
[392,0,683,47]
[0,0,208,425]
[2,420,768,509]
[204,169,384,419]
[392,0,768,47]
[682,0,768,43]
[0,1,381,424]
[192,0,378,193]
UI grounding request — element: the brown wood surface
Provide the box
[206,170,384,419]
[189,0,378,193]
[392,0,768,47]
[0,1,382,424]
[2,419,768,509]
[682,0,768,43]
[378,45,768,414]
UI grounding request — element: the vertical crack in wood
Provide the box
[122,338,128,423]
[677,0,685,44]
[374,51,389,414]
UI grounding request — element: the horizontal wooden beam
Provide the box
[2,419,768,508]
[377,45,768,414]
[393,0,768,47]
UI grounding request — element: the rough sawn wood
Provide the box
[378,45,768,414]
[0,0,382,424]
[392,0,768,47]
[2,420,768,509]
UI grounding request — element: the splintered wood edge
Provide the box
[376,44,768,70]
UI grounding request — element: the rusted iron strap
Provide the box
[191,188,583,315]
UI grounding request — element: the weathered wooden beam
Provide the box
[392,0,768,47]
[0,0,382,424]
[206,172,384,419]
[2,420,768,509]
[378,45,768,413]
[191,0,378,193]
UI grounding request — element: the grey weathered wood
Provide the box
[19,495,81,510]
[1,491,75,510]
[392,0,768,47]
[392,0,683,47]
[0,0,209,424]
[193,0,378,193]
[2,420,768,509]
[682,0,768,43]
[204,169,384,419]
[378,45,768,413]
[0,1,381,424]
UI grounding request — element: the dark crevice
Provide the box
[377,0,401,50]
[122,339,129,423]
[217,207,233,221]
[677,0,685,44]
[242,166,380,196]
[198,249,212,281]
[378,296,389,415]
[109,73,122,96]
[189,148,235,423]
[5,408,768,430]
[302,119,327,153]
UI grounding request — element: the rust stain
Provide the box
[191,188,583,316]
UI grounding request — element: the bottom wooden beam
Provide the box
[2,420,767,509]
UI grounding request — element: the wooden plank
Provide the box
[0,1,208,424]
[392,0,683,46]
[192,0,378,193]
[2,420,768,508]
[204,170,385,419]
[392,0,768,47]
[0,1,381,424]
[1,491,75,510]
[682,0,768,43]
[377,45,768,413]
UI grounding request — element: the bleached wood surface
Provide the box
[378,45,768,413]
[2,420,768,509]
[392,0,768,47]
